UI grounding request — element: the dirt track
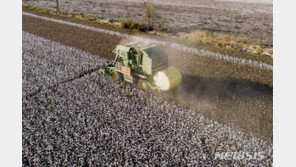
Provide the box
[22,12,272,141]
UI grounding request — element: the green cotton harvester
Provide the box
[99,42,182,91]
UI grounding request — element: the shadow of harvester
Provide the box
[179,74,272,101]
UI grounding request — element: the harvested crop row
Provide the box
[23,12,272,70]
[22,31,272,166]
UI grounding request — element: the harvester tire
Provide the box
[138,79,150,90]
[111,71,121,81]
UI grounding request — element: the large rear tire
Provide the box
[111,71,121,81]
[138,79,150,90]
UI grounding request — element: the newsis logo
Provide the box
[213,151,268,160]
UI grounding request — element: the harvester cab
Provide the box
[99,42,182,91]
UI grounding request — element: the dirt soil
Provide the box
[22,12,273,142]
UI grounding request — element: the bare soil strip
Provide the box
[22,13,272,141]
[22,9,273,66]
[23,12,272,71]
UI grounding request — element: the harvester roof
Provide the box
[118,42,168,59]
[120,41,156,50]
[142,46,168,59]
